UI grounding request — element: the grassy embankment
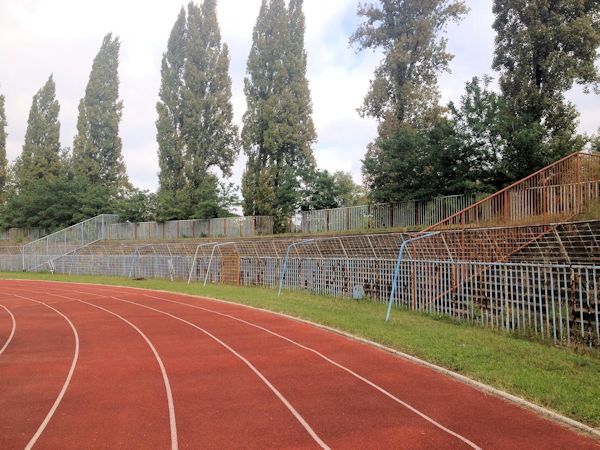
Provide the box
[1,271,599,430]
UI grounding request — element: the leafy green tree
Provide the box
[114,187,157,223]
[363,75,512,204]
[242,0,317,231]
[156,7,187,221]
[332,171,367,206]
[17,75,62,183]
[350,0,468,134]
[448,75,507,192]
[2,151,75,231]
[72,33,128,214]
[156,2,239,221]
[492,0,600,180]
[0,93,7,204]
[300,170,341,211]
[1,76,70,230]
[300,170,367,210]
[182,0,239,219]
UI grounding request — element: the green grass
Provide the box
[2,271,600,430]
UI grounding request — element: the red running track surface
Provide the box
[0,280,598,449]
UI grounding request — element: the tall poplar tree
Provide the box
[241,0,316,231]
[2,76,75,230]
[73,33,128,211]
[351,0,468,134]
[17,75,62,183]
[354,0,467,203]
[156,1,239,220]
[492,0,600,180]
[0,93,7,204]
[182,0,239,218]
[156,7,187,220]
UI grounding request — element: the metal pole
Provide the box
[187,242,216,284]
[278,239,315,297]
[386,232,438,321]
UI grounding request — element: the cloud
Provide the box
[1,0,598,195]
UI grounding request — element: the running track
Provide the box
[0,280,598,449]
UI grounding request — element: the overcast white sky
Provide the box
[0,0,598,192]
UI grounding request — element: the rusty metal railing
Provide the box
[424,152,600,232]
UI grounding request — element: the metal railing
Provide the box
[22,214,119,271]
[425,152,600,232]
[298,194,476,233]
[105,216,274,240]
[5,219,598,347]
[0,227,47,242]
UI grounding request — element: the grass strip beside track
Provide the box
[2,272,599,430]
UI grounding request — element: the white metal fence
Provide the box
[0,227,47,242]
[299,194,477,233]
[21,214,120,271]
[5,218,599,348]
[32,250,600,347]
[105,216,274,240]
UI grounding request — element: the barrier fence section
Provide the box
[0,246,25,272]
[105,216,274,240]
[30,220,600,347]
[45,250,599,347]
[274,257,599,347]
[0,227,47,242]
[299,194,476,233]
[21,214,120,271]
[425,152,600,232]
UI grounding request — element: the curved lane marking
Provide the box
[103,294,329,450]
[138,292,481,450]
[0,304,16,355]
[11,294,80,450]
[72,298,178,450]
[20,284,477,449]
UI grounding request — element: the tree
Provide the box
[181,0,239,219]
[242,0,317,231]
[362,125,430,203]
[0,93,7,204]
[2,150,75,231]
[17,75,62,183]
[72,33,128,214]
[363,75,514,203]
[156,7,187,221]
[300,170,367,211]
[156,2,239,221]
[2,75,69,230]
[332,171,367,207]
[448,75,507,192]
[492,0,600,180]
[114,187,157,223]
[350,0,468,134]
[300,170,341,211]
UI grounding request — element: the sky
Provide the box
[0,0,598,193]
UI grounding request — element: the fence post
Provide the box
[278,239,316,296]
[386,232,438,321]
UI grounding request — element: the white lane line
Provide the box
[49,292,178,450]
[102,294,330,450]
[31,285,477,449]
[138,292,481,450]
[0,304,16,355]
[11,294,80,450]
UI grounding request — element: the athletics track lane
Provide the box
[0,287,174,449]
[1,280,599,449]
[0,294,74,449]
[2,283,323,449]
